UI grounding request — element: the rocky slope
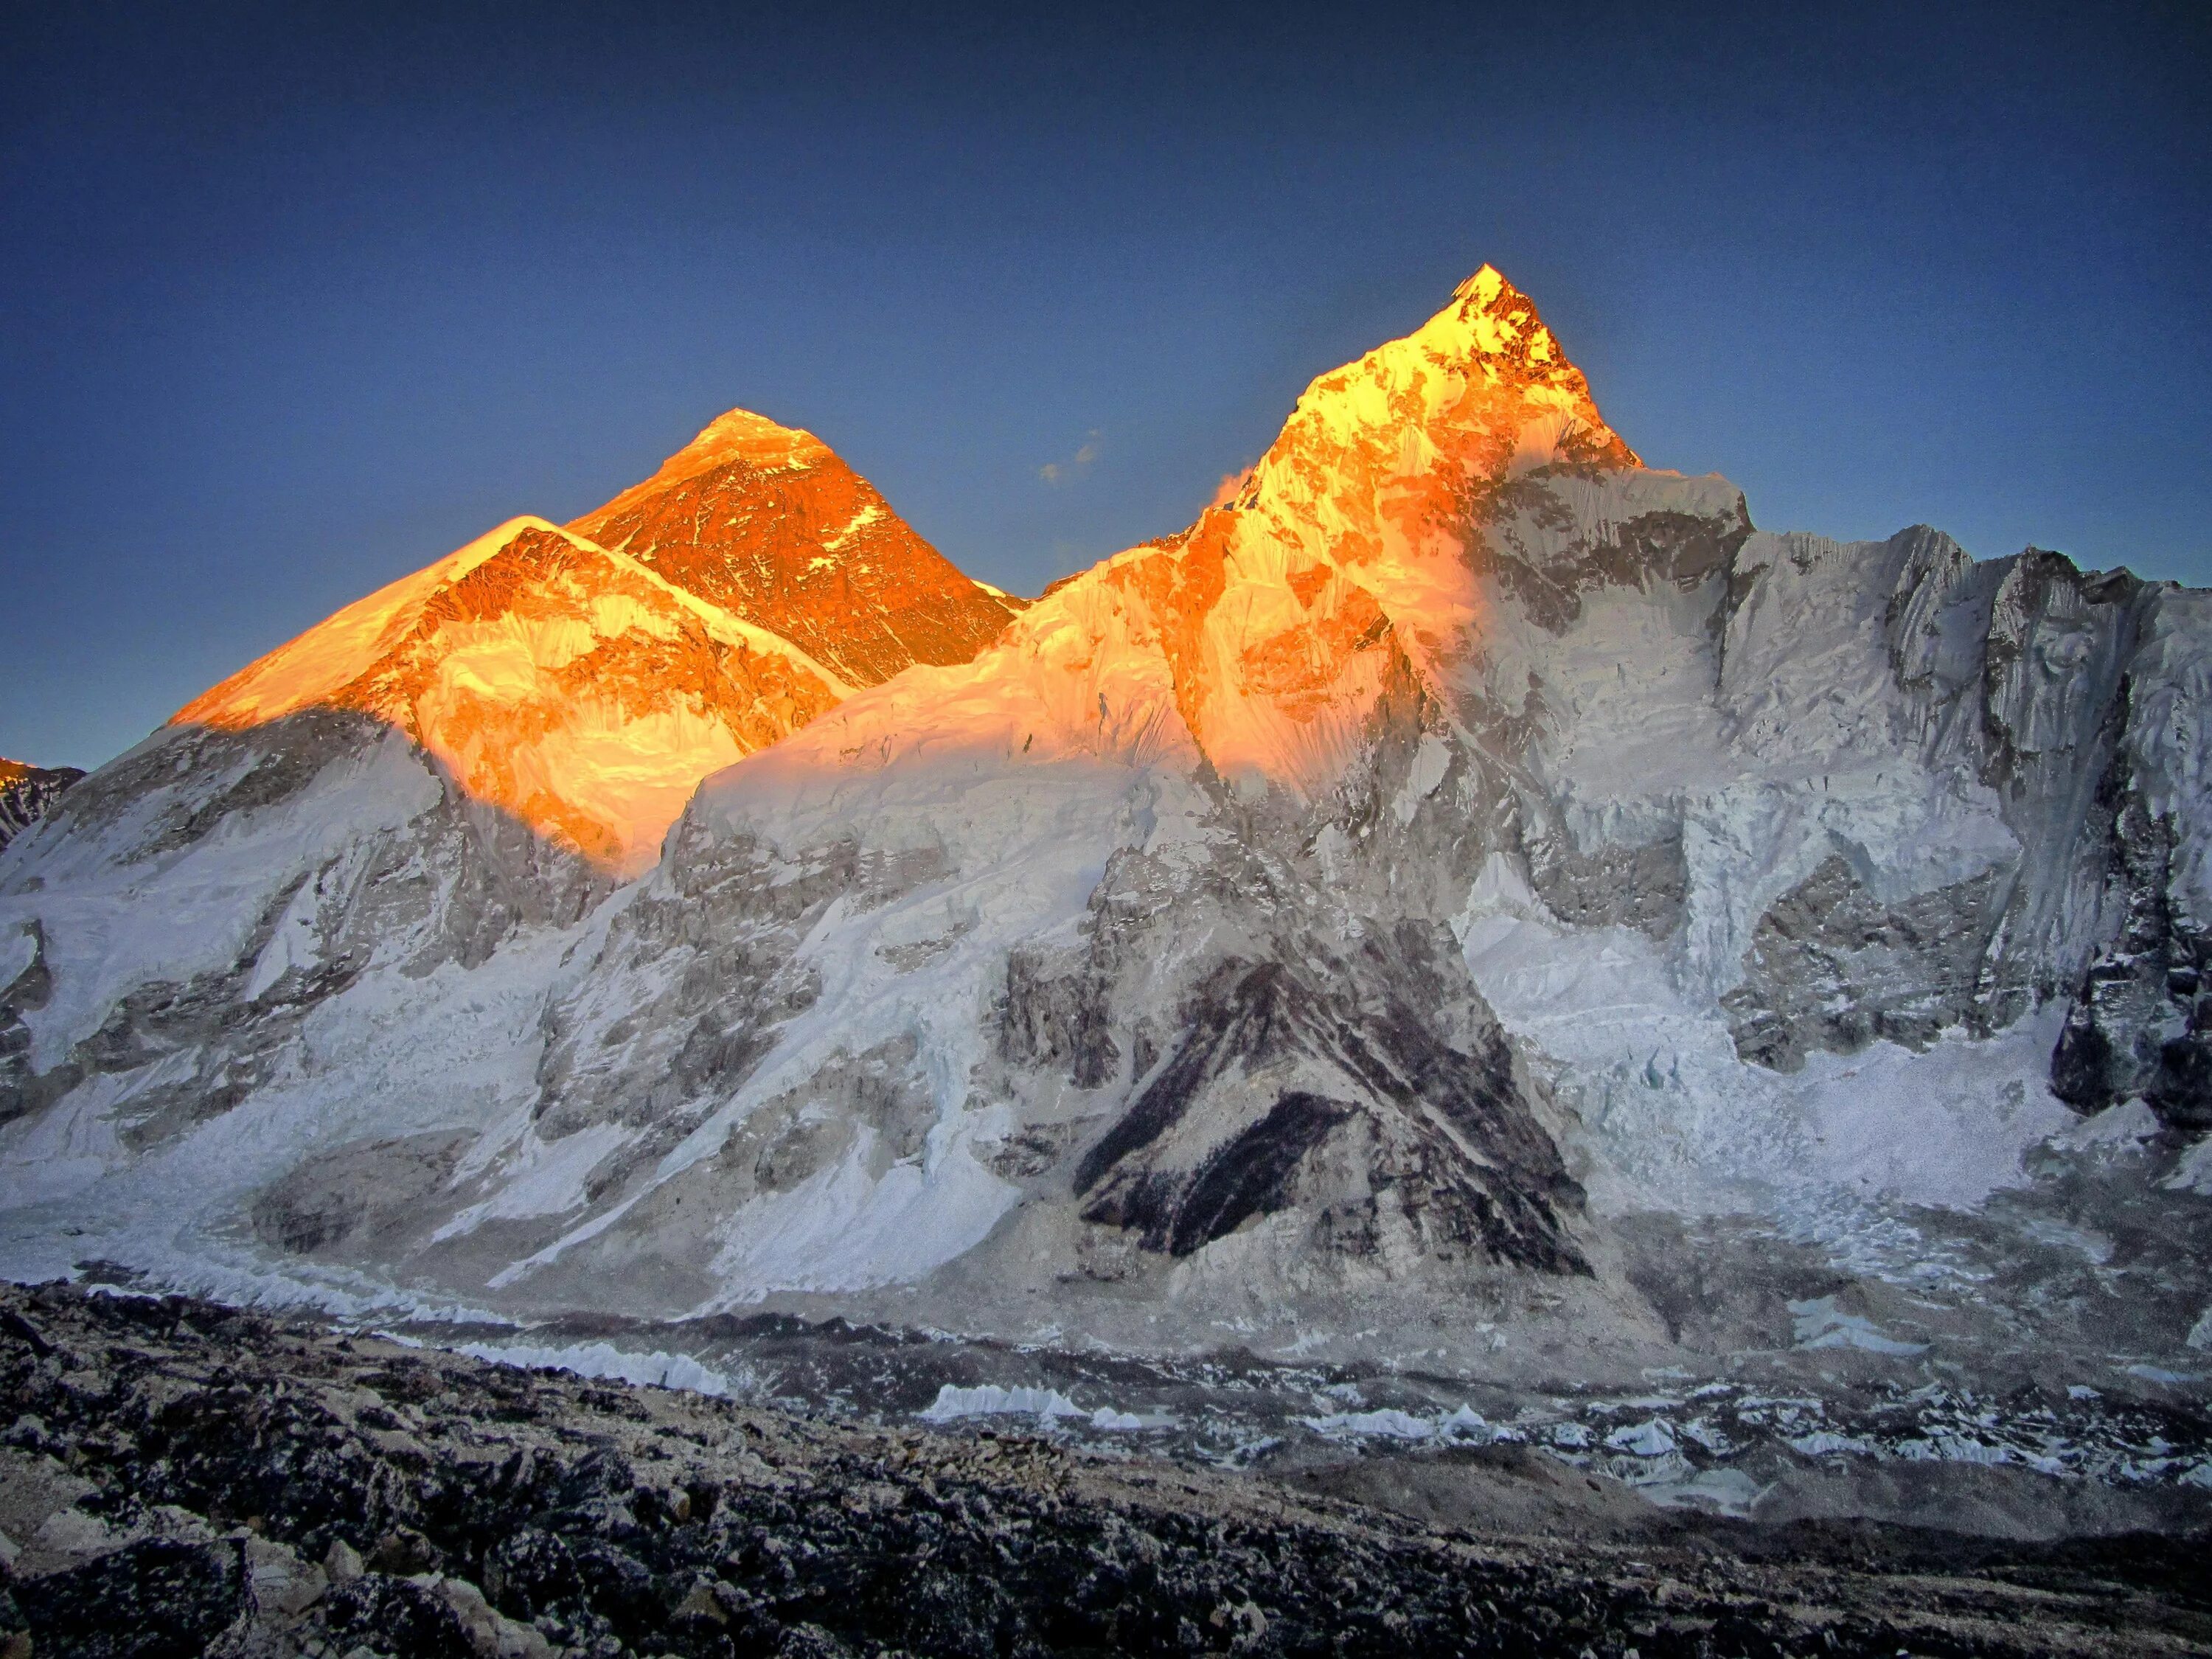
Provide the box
[4,1281,2207,1659]
[0,759,83,853]
[1,269,2208,1453]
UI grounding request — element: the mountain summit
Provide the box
[161,413,1020,874]
[568,408,1022,689]
[173,517,849,874]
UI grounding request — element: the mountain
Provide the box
[2,271,2208,1413]
[568,408,1023,688]
[0,760,83,852]
[173,514,851,877]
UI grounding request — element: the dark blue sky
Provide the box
[4,2,2206,769]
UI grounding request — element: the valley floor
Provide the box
[1,1283,2208,1658]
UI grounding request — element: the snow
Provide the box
[2064,1099,2163,1152]
[4,264,2205,1374]
[1298,1405,1499,1443]
[0,925,34,991]
[1458,858,2075,1230]
[456,1338,735,1397]
[172,515,853,877]
[2170,1136,2212,1194]
[1605,1418,1678,1456]
[822,502,883,552]
[1788,1298,1927,1356]
[430,1122,631,1243]
[919,1384,1086,1423]
[696,1135,1018,1302]
[171,517,546,727]
[6,727,442,1071]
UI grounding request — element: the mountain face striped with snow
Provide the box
[2,270,2208,1391]
[0,761,83,852]
[568,409,1023,689]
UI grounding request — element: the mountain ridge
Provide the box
[568,406,1023,691]
[0,759,83,854]
[1,272,2208,1486]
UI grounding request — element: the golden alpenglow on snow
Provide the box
[4,273,2211,1583]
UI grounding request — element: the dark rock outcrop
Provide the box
[0,758,82,853]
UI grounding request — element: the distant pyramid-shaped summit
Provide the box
[169,410,1020,874]
[569,408,1023,689]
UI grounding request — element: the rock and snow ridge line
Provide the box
[160,397,1026,876]
[0,266,2208,1387]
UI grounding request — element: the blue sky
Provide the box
[3,1,2206,768]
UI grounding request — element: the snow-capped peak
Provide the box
[779,266,1647,800]
[173,518,849,874]
[588,410,832,526]
[568,408,1023,689]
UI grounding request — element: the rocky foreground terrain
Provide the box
[2,1282,2208,1658]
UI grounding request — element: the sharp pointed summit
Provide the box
[154,411,1025,876]
[568,408,1024,689]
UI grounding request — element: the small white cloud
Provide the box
[1208,463,1255,509]
[1039,430,1102,487]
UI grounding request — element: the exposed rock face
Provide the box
[1,266,2209,1384]
[0,708,606,1144]
[0,760,81,852]
[568,408,1023,689]
[1071,933,1586,1273]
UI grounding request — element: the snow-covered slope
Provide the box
[2,270,2208,1389]
[175,516,851,877]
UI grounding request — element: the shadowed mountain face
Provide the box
[0,761,83,853]
[1,265,2210,1483]
[568,409,1024,689]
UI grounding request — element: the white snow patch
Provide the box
[431,1122,632,1242]
[1458,876,2070,1224]
[2058,1099,2163,1152]
[1788,1297,1927,1355]
[1300,1408,1439,1441]
[0,926,34,991]
[456,1340,734,1397]
[1641,1467,1764,1517]
[919,1384,1085,1423]
[1605,1418,1677,1456]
